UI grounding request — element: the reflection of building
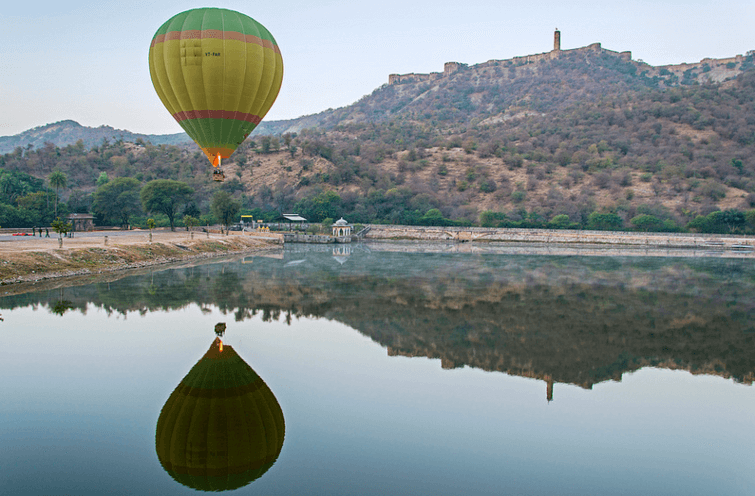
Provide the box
[332,245,352,265]
[332,218,352,238]
[156,337,285,491]
[67,213,94,232]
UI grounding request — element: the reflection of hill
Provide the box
[3,249,755,393]
[156,337,285,491]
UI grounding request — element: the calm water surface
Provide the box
[1,243,753,495]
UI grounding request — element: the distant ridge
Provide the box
[0,120,192,154]
[0,117,321,155]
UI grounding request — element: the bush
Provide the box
[630,214,664,232]
[547,214,572,229]
[686,209,745,233]
[479,179,497,193]
[587,212,623,231]
[480,210,508,227]
[511,191,526,203]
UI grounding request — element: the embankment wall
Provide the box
[363,225,755,249]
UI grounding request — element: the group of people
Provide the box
[31,227,50,238]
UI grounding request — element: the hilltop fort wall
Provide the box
[389,30,745,85]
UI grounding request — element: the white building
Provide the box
[331,218,352,238]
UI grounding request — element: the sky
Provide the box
[1,0,753,137]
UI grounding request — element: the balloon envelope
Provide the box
[155,338,285,491]
[148,8,283,166]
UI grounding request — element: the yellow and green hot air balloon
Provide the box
[155,337,285,491]
[148,8,283,181]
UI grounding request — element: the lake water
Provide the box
[1,243,754,495]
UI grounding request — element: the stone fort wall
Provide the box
[389,40,633,85]
[387,31,747,86]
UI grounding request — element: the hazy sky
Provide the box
[1,0,753,136]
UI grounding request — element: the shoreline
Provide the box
[2,225,753,290]
[0,231,281,288]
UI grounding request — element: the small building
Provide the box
[332,218,352,238]
[68,213,94,232]
[280,213,307,231]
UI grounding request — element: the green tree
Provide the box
[48,169,67,218]
[93,177,142,227]
[183,215,200,231]
[140,180,194,231]
[211,191,241,232]
[630,214,664,232]
[688,210,744,234]
[96,172,109,187]
[548,214,572,229]
[419,208,453,226]
[260,136,271,154]
[587,212,623,231]
[721,209,746,233]
[147,217,156,242]
[745,210,755,231]
[16,191,57,226]
[51,217,72,247]
[295,190,342,222]
[480,210,508,228]
[183,202,201,219]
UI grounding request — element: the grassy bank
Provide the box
[0,234,277,285]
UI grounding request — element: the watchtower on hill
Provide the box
[554,28,561,52]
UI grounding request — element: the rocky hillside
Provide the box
[2,44,755,231]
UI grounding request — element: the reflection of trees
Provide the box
[51,288,74,316]
[51,300,74,316]
[3,252,755,389]
[210,269,245,314]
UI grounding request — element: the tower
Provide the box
[554,28,561,51]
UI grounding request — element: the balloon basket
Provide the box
[212,169,225,182]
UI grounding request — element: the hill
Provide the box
[1,37,755,232]
[0,120,190,155]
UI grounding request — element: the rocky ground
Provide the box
[0,230,280,286]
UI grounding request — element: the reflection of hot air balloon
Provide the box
[156,337,285,491]
[148,8,283,181]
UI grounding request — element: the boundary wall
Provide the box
[363,225,755,249]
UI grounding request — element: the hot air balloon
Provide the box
[155,337,285,491]
[148,8,283,182]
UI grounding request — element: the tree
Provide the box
[96,172,109,187]
[145,217,156,242]
[745,210,755,231]
[419,208,453,226]
[721,209,746,233]
[587,212,623,231]
[548,214,572,229]
[294,190,341,222]
[51,217,72,247]
[183,215,200,232]
[140,180,194,231]
[16,191,57,226]
[211,191,241,233]
[630,214,664,232]
[48,169,67,218]
[93,177,142,227]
